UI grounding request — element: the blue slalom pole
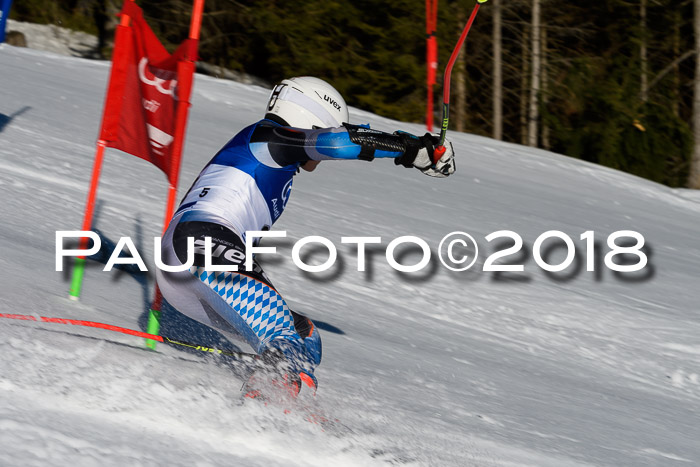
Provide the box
[0,0,14,44]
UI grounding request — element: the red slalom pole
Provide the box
[0,313,165,341]
[0,312,250,358]
[145,0,205,350]
[425,0,439,132]
[434,0,487,162]
[69,10,133,301]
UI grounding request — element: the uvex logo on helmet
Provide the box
[324,95,342,111]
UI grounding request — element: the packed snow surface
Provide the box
[1,44,699,466]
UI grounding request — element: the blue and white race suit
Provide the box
[156,119,407,382]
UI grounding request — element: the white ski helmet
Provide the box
[265,76,349,129]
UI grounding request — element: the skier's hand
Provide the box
[394,132,456,178]
[414,139,456,178]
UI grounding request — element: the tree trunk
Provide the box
[673,9,681,117]
[493,0,503,140]
[91,0,120,58]
[528,0,541,147]
[640,0,648,102]
[542,26,550,150]
[520,27,530,146]
[691,0,700,188]
[455,8,467,132]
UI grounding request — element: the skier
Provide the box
[156,76,455,397]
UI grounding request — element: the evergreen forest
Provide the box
[8,0,700,188]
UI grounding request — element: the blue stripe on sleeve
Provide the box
[314,130,402,160]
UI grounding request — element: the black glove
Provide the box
[394,132,456,178]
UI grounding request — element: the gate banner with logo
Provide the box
[99,0,197,182]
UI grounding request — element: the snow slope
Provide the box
[1,44,699,466]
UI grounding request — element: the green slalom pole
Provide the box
[69,257,87,300]
[145,308,161,350]
[145,287,166,350]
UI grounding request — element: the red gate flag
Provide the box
[70,0,202,301]
[99,0,198,182]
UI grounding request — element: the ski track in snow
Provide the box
[1,43,700,466]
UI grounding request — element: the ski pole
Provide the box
[0,313,252,359]
[433,0,487,162]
